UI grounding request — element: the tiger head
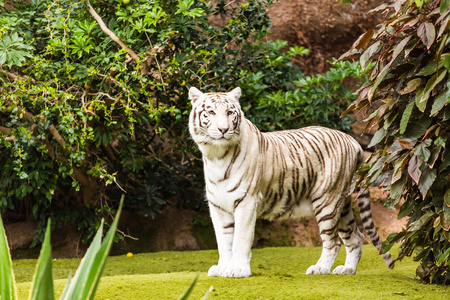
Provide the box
[188,87,243,148]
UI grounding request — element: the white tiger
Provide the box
[188,87,393,278]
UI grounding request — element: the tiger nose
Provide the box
[218,127,229,134]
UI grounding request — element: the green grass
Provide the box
[13,245,450,299]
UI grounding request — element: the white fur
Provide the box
[188,87,373,278]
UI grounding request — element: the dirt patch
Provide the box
[267,0,384,75]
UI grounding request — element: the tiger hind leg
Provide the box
[306,195,342,275]
[333,196,364,275]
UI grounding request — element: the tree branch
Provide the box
[86,1,139,62]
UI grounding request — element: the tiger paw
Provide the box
[207,264,251,278]
[306,265,331,275]
[207,265,221,277]
[332,265,356,275]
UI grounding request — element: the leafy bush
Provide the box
[341,0,450,284]
[0,0,283,243]
[0,0,367,245]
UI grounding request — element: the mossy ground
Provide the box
[13,245,450,299]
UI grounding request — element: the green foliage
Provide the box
[0,32,34,68]
[0,0,366,245]
[242,59,370,132]
[341,0,450,284]
[0,196,123,300]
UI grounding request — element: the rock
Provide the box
[4,221,37,250]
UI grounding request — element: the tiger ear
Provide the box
[189,87,204,104]
[228,87,241,102]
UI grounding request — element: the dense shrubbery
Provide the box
[0,0,365,244]
[342,0,450,284]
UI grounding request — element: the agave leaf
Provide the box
[61,220,103,300]
[28,220,54,300]
[59,275,72,300]
[82,196,124,300]
[178,273,199,300]
[60,195,124,300]
[0,216,18,300]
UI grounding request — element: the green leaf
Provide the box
[441,202,450,231]
[360,41,382,69]
[368,128,386,148]
[29,220,54,300]
[418,167,436,199]
[380,231,406,254]
[392,153,409,184]
[0,216,18,300]
[410,211,435,231]
[445,188,450,208]
[417,69,447,111]
[443,53,450,70]
[401,78,421,94]
[400,99,415,134]
[414,139,432,162]
[437,247,450,265]
[440,0,450,14]
[390,174,406,204]
[430,89,449,116]
[398,199,414,219]
[368,64,391,101]
[417,60,443,76]
[390,36,411,65]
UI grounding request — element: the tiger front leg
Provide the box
[207,202,235,277]
[224,199,256,278]
[208,199,256,278]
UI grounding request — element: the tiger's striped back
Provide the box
[188,87,393,278]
